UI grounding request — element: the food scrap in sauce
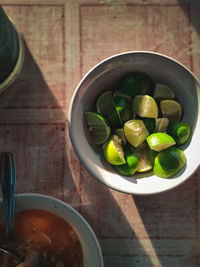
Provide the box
[0,210,83,267]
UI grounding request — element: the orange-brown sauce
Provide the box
[0,209,83,266]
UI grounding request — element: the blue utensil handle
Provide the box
[0,152,16,241]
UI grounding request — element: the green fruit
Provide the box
[155,118,169,133]
[113,90,132,102]
[167,121,191,145]
[84,111,111,144]
[96,90,116,117]
[115,149,139,176]
[132,95,158,118]
[124,120,149,147]
[143,118,156,134]
[103,135,125,165]
[113,95,132,122]
[114,128,127,145]
[160,99,182,121]
[134,142,153,172]
[153,146,186,178]
[150,149,158,163]
[153,84,175,100]
[147,133,176,152]
[119,72,154,97]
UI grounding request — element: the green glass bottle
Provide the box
[0,6,19,83]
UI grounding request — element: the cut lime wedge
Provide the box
[153,84,175,100]
[155,118,169,133]
[114,128,127,145]
[153,146,186,178]
[96,90,116,117]
[132,95,158,118]
[103,134,125,165]
[134,142,153,172]
[124,120,149,147]
[160,99,182,121]
[147,133,176,152]
[115,149,139,176]
[84,111,111,144]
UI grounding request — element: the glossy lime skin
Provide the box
[143,118,156,134]
[119,72,154,97]
[115,149,139,176]
[153,146,186,178]
[167,121,191,145]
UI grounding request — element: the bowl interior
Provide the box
[0,194,103,267]
[69,52,200,195]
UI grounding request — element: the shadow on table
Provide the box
[76,165,155,267]
[133,172,200,267]
[0,41,156,266]
[0,41,75,200]
[177,1,200,37]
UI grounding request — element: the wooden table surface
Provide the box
[0,0,200,266]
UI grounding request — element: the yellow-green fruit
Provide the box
[146,133,176,152]
[132,95,158,118]
[115,150,139,176]
[153,146,186,178]
[124,120,149,147]
[103,135,125,165]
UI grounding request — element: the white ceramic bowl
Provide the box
[68,51,200,195]
[0,193,104,267]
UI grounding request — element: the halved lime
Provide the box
[113,95,132,122]
[134,142,153,172]
[160,99,182,121]
[147,133,176,152]
[115,128,127,145]
[153,84,175,100]
[153,146,186,178]
[155,118,169,133]
[167,121,191,145]
[103,134,125,165]
[84,111,111,144]
[132,95,158,118]
[119,72,154,97]
[96,90,116,117]
[124,120,149,147]
[115,149,139,176]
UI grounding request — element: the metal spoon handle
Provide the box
[0,152,16,241]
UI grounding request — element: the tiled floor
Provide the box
[1,0,200,266]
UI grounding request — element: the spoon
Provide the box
[0,152,21,266]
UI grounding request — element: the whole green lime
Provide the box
[119,72,154,97]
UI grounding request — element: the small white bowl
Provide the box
[68,51,200,195]
[0,193,104,267]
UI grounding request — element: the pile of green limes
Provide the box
[84,72,191,178]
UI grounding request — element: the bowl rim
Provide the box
[0,193,104,267]
[68,50,200,195]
